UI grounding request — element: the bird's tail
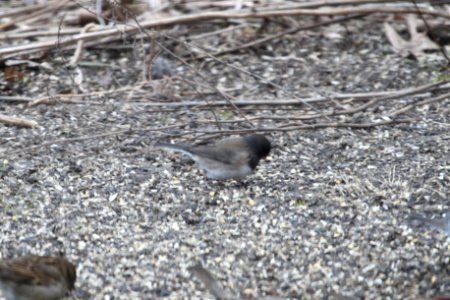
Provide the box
[155,143,197,160]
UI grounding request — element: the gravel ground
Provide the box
[1,11,449,300]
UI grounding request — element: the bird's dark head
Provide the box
[244,134,271,159]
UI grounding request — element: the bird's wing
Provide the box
[190,146,248,165]
[157,142,248,166]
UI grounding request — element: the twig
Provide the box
[0,0,72,31]
[183,118,418,142]
[17,81,449,108]
[410,0,450,64]
[19,123,187,153]
[0,3,47,19]
[152,37,250,127]
[0,28,81,40]
[0,114,37,128]
[15,115,417,154]
[163,32,334,121]
[0,96,32,103]
[301,79,450,120]
[185,0,432,11]
[69,23,98,66]
[390,91,450,117]
[190,118,416,134]
[1,6,450,58]
[142,30,157,81]
[25,85,146,107]
[189,13,369,60]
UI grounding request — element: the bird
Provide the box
[0,255,76,300]
[408,210,450,236]
[156,134,271,180]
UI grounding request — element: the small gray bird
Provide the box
[0,255,76,300]
[408,211,450,236]
[156,134,271,180]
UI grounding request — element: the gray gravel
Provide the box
[1,13,449,300]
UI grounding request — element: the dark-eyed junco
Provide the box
[0,255,76,300]
[156,134,271,180]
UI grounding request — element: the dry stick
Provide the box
[21,129,130,153]
[188,24,249,41]
[186,0,431,10]
[302,79,450,120]
[390,91,450,117]
[0,96,32,103]
[142,30,157,81]
[0,3,47,18]
[19,123,186,153]
[186,117,417,143]
[132,99,332,107]
[185,118,417,143]
[128,97,377,108]
[0,28,81,40]
[153,39,249,127]
[273,0,433,9]
[189,13,369,60]
[410,0,450,64]
[163,34,450,122]
[17,117,416,153]
[1,6,450,58]
[0,114,37,128]
[135,32,230,127]
[26,84,145,107]
[27,96,88,106]
[69,23,98,66]
[185,80,446,121]
[21,95,354,108]
[114,6,231,127]
[0,0,71,31]
[162,32,333,121]
[24,80,449,111]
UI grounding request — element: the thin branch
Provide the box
[0,114,37,128]
[69,23,98,66]
[1,6,450,58]
[0,3,47,19]
[301,79,450,120]
[19,124,187,153]
[410,0,450,63]
[16,117,416,153]
[15,81,449,107]
[0,0,72,31]
[390,91,450,117]
[188,13,369,60]
[0,96,32,103]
